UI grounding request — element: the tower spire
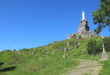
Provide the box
[82,11,86,20]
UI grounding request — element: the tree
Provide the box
[92,0,110,34]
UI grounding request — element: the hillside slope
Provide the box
[0,35,102,75]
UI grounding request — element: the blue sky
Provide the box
[0,0,109,50]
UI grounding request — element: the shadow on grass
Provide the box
[0,66,16,72]
[0,62,4,65]
[0,62,16,72]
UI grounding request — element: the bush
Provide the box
[104,37,110,52]
[87,39,103,55]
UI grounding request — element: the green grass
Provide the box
[0,36,102,75]
[99,53,110,75]
[84,73,91,75]
[75,54,100,60]
[99,60,110,75]
[0,54,78,75]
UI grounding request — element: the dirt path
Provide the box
[66,60,102,75]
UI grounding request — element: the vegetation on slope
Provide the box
[99,53,110,75]
[99,60,110,75]
[99,37,110,75]
[0,35,106,75]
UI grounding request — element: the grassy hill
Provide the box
[0,35,103,75]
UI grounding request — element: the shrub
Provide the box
[104,37,110,52]
[87,39,102,54]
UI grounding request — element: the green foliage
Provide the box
[51,40,67,50]
[92,0,110,33]
[0,53,78,75]
[0,39,80,75]
[0,36,103,75]
[87,39,103,54]
[99,53,110,75]
[104,37,110,52]
[75,54,100,60]
[99,60,110,75]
